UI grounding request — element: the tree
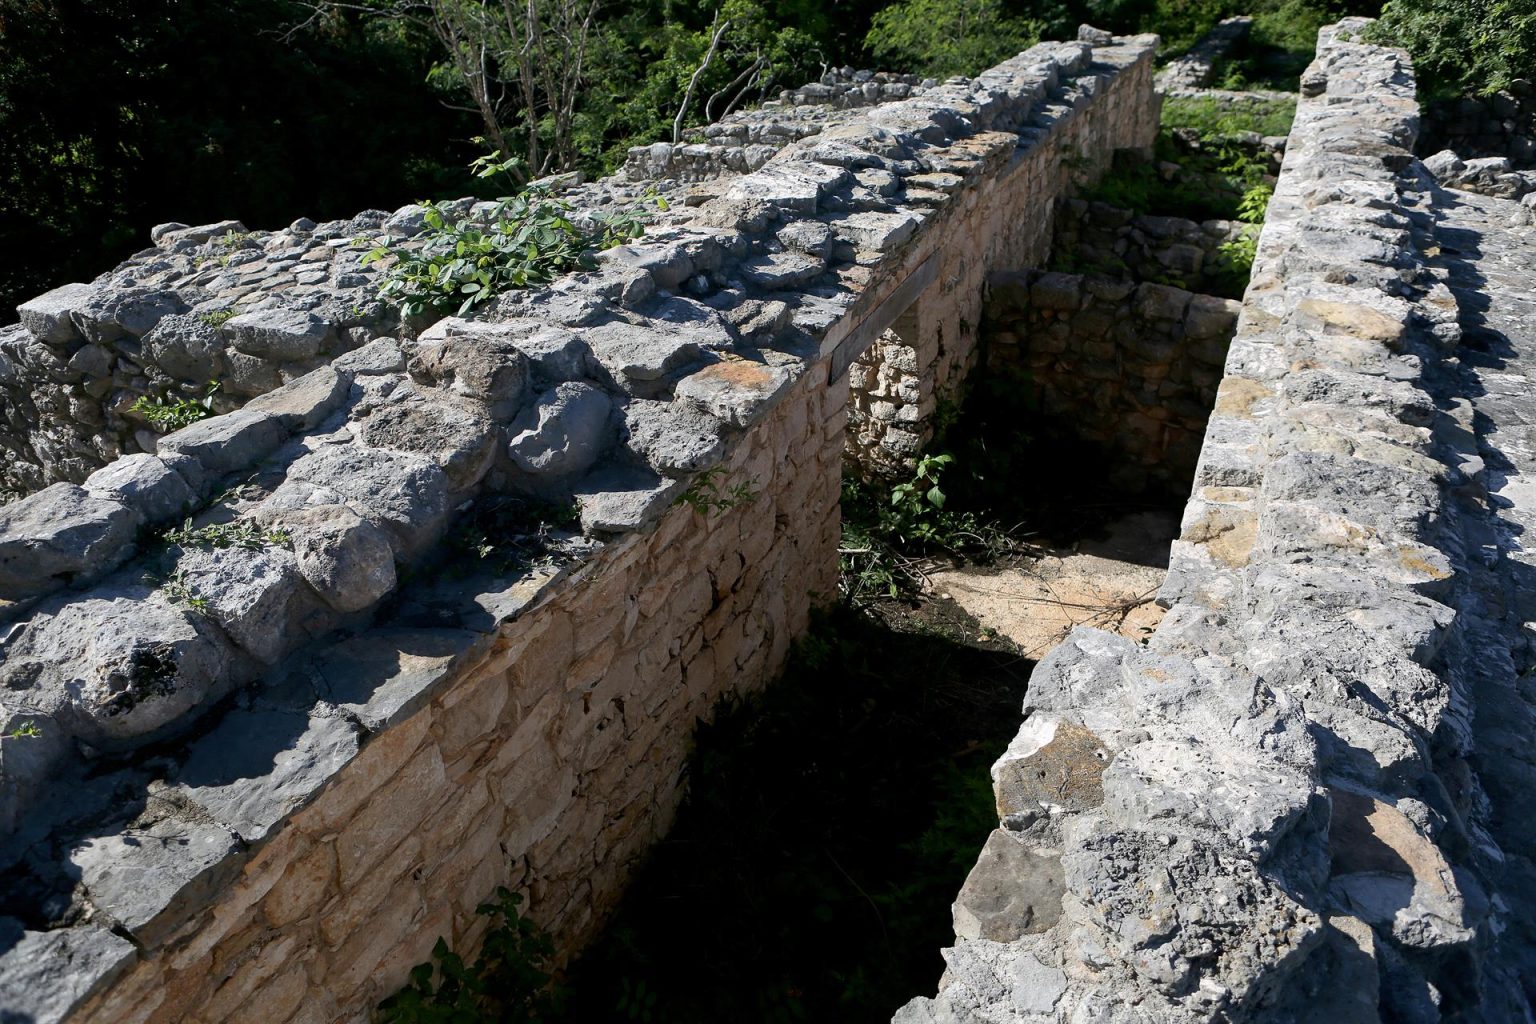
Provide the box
[864,0,1045,79]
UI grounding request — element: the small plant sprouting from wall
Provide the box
[376,887,563,1024]
[156,568,211,614]
[128,383,220,433]
[448,496,583,576]
[676,466,757,516]
[360,148,668,318]
[163,517,291,551]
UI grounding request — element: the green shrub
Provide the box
[128,383,219,433]
[1161,95,1297,137]
[1370,0,1536,97]
[864,0,1044,78]
[363,185,663,319]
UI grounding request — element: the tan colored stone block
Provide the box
[263,840,337,929]
[335,743,444,888]
[305,710,432,832]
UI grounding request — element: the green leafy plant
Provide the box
[865,0,1044,79]
[677,466,757,516]
[2,722,42,740]
[449,496,581,575]
[377,887,561,1024]
[158,568,211,613]
[128,382,220,433]
[1236,183,1273,224]
[163,517,291,551]
[362,174,663,318]
[1370,0,1536,97]
[198,307,238,328]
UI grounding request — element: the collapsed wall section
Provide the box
[899,20,1536,1023]
[0,30,1160,1024]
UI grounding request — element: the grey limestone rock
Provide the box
[573,463,681,534]
[72,287,187,345]
[139,311,228,381]
[0,580,236,748]
[281,443,452,558]
[175,708,361,842]
[83,454,196,525]
[411,319,533,420]
[16,282,95,345]
[157,407,287,476]
[67,815,241,945]
[0,483,138,599]
[675,359,795,428]
[0,924,137,1024]
[506,382,615,478]
[623,399,728,476]
[227,307,334,361]
[952,829,1065,941]
[357,391,498,491]
[281,504,398,613]
[243,365,352,431]
[173,544,314,665]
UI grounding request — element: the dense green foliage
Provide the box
[1370,0,1536,97]
[865,0,1045,78]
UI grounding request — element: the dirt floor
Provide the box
[928,510,1179,659]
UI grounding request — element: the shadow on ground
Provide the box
[553,601,1031,1024]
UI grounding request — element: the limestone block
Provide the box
[0,483,138,599]
[507,382,615,478]
[83,454,196,525]
[140,313,228,381]
[157,407,286,476]
[0,581,236,747]
[243,365,351,431]
[227,308,334,361]
[952,829,1065,941]
[16,283,97,345]
[357,392,497,491]
[278,504,397,613]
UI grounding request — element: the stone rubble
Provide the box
[898,19,1536,1024]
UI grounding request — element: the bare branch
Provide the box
[673,13,730,144]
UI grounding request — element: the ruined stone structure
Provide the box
[901,19,1536,1023]
[3,12,1532,1023]
[0,30,1161,1023]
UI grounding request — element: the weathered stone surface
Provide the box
[282,504,398,612]
[173,544,311,664]
[140,313,228,380]
[675,359,795,428]
[357,392,497,491]
[227,307,334,360]
[0,581,235,746]
[623,399,728,476]
[16,282,95,345]
[281,443,452,557]
[506,382,614,477]
[68,816,241,944]
[243,365,351,430]
[411,320,532,420]
[0,483,138,599]
[157,407,286,476]
[573,464,681,534]
[0,925,137,1024]
[72,287,187,344]
[952,829,1064,941]
[83,454,196,525]
[176,708,361,841]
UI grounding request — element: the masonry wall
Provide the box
[898,20,1536,1023]
[66,359,844,1024]
[845,39,1160,473]
[985,269,1239,491]
[0,30,1164,1024]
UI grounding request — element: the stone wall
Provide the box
[1420,82,1536,167]
[844,31,1160,474]
[1049,198,1249,295]
[54,356,843,1024]
[898,19,1536,1022]
[1155,16,1252,93]
[984,270,1239,492]
[0,28,1164,1023]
